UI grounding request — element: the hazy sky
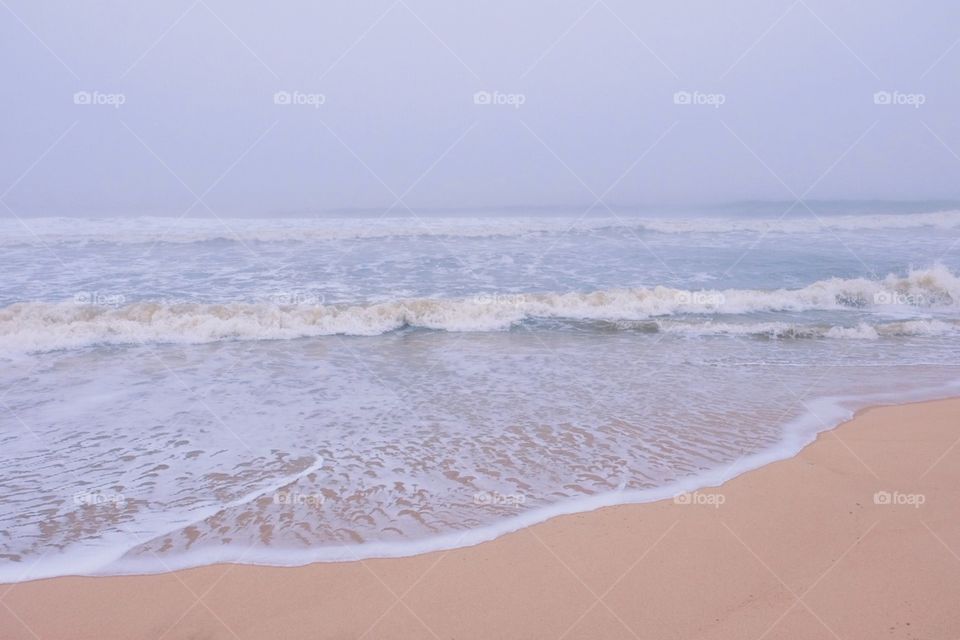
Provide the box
[2,0,959,216]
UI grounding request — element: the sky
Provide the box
[1,0,959,217]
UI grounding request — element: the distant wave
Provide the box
[3,210,960,245]
[2,266,958,353]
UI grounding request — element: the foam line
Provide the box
[2,265,958,353]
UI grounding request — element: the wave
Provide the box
[2,267,958,353]
[639,209,960,234]
[3,210,960,245]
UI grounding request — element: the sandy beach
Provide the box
[3,397,959,639]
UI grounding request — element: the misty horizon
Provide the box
[3,0,960,217]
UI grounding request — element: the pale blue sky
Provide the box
[1,0,959,216]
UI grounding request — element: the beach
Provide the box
[5,1,959,637]
[3,397,958,639]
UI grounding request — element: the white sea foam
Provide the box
[4,381,959,583]
[0,456,325,583]
[2,210,960,245]
[653,318,959,339]
[1,266,957,352]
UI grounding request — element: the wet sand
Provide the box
[2,398,959,639]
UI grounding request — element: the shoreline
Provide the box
[5,386,959,583]
[3,397,960,638]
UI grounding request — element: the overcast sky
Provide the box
[2,0,959,216]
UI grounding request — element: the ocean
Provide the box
[2,205,960,581]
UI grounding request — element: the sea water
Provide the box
[2,205,960,581]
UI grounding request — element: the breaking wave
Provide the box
[2,266,958,353]
[3,210,960,245]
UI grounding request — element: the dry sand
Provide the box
[2,398,959,639]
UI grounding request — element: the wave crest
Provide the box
[2,266,958,352]
[3,211,960,245]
